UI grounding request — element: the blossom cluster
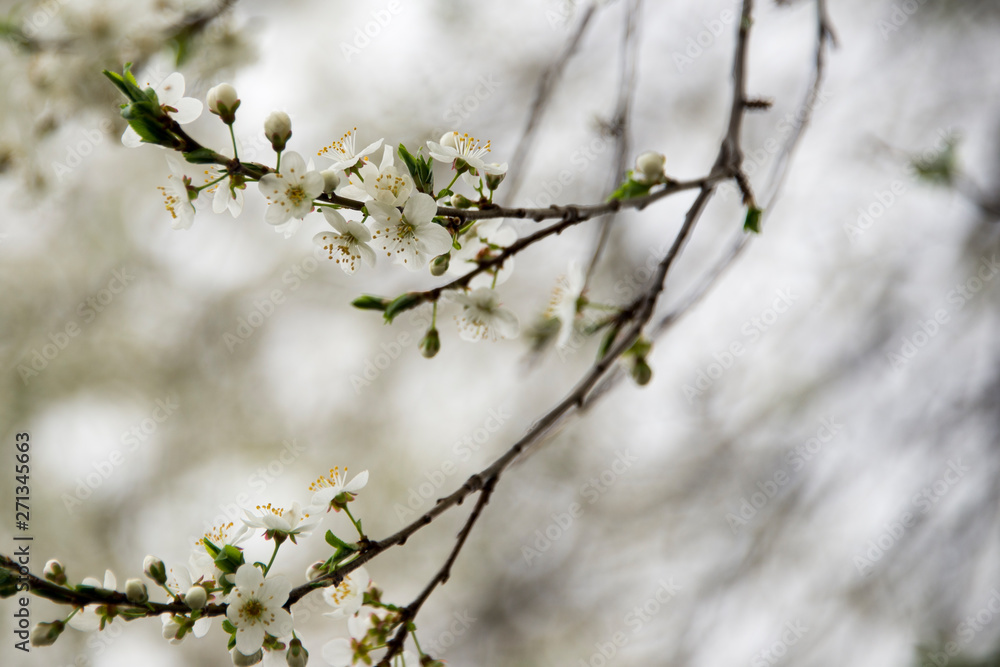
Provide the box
[104,65,671,366]
[27,468,440,666]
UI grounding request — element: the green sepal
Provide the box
[743,206,763,234]
[222,619,237,634]
[398,143,434,195]
[608,173,652,201]
[383,292,424,323]
[182,148,225,164]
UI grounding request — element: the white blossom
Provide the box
[314,209,376,274]
[452,288,520,342]
[367,192,452,269]
[258,151,324,225]
[226,564,294,655]
[123,72,203,148]
[319,128,383,172]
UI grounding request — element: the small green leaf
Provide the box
[744,206,763,234]
[383,292,424,323]
[182,148,225,164]
[325,530,351,550]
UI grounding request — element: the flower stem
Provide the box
[263,541,281,575]
[342,505,364,538]
[439,172,460,200]
[228,124,240,162]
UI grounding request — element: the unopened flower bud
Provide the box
[144,555,167,586]
[207,83,240,124]
[232,648,264,666]
[286,638,309,667]
[184,584,208,610]
[43,560,66,585]
[321,169,340,193]
[162,615,182,642]
[485,168,506,191]
[439,131,458,149]
[420,328,441,359]
[305,561,325,581]
[634,151,665,184]
[430,253,450,276]
[30,620,64,647]
[450,193,473,209]
[125,578,148,604]
[265,111,292,152]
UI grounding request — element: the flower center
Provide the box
[243,598,264,621]
[286,185,308,207]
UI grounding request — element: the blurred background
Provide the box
[2,0,1000,665]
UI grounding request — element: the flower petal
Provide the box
[418,223,453,257]
[235,623,265,654]
[170,97,203,124]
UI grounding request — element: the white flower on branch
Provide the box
[452,287,520,342]
[342,145,414,208]
[68,570,117,632]
[321,611,374,667]
[449,219,517,288]
[258,151,324,225]
[309,467,369,511]
[243,501,320,544]
[314,209,377,274]
[367,192,452,270]
[548,260,586,350]
[322,567,371,619]
[318,128,384,172]
[226,564,294,656]
[158,155,198,230]
[122,72,203,148]
[427,131,507,176]
[212,177,245,218]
